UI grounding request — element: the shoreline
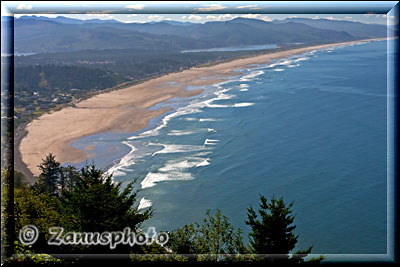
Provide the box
[19,38,387,177]
[14,123,36,184]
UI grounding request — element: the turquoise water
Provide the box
[70,40,393,256]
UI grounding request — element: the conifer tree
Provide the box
[246,195,323,263]
[37,153,61,195]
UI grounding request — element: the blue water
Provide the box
[71,40,393,257]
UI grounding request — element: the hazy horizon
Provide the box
[2,1,397,25]
[7,13,391,25]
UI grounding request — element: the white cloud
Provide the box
[86,10,116,14]
[200,14,237,21]
[218,14,236,20]
[364,13,374,17]
[236,5,257,9]
[196,4,227,12]
[125,4,144,10]
[344,16,353,20]
[382,14,387,18]
[127,14,137,17]
[181,13,274,22]
[86,14,114,20]
[148,15,163,21]
[16,2,32,10]
[205,15,217,20]
[324,16,338,20]
[187,15,202,21]
[260,16,272,22]
[14,14,58,18]
[182,15,202,21]
[241,14,260,19]
[125,20,143,24]
[313,16,320,20]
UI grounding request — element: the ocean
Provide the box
[69,40,392,257]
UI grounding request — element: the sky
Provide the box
[2,1,398,25]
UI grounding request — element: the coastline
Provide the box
[19,38,387,177]
[14,123,36,184]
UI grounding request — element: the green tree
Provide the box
[60,164,151,232]
[14,170,25,189]
[246,195,323,263]
[37,153,61,195]
[59,165,79,191]
[14,185,74,254]
[59,164,152,254]
[168,209,248,261]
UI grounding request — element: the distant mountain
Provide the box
[12,16,388,54]
[14,19,215,53]
[17,15,121,24]
[159,20,198,26]
[273,18,387,38]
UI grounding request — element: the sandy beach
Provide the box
[19,38,386,177]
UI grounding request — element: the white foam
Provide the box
[204,139,219,146]
[150,143,206,156]
[266,55,310,70]
[141,172,193,188]
[199,87,254,109]
[240,88,249,92]
[294,57,309,62]
[279,59,294,66]
[128,103,202,140]
[159,160,194,172]
[199,118,217,122]
[187,87,236,109]
[159,157,209,172]
[184,117,197,121]
[138,198,152,209]
[206,102,230,108]
[268,59,294,68]
[232,102,255,107]
[167,130,195,136]
[204,100,255,108]
[196,158,210,167]
[240,70,264,81]
[208,128,217,133]
[142,172,190,188]
[141,157,210,188]
[111,170,126,177]
[106,141,135,177]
